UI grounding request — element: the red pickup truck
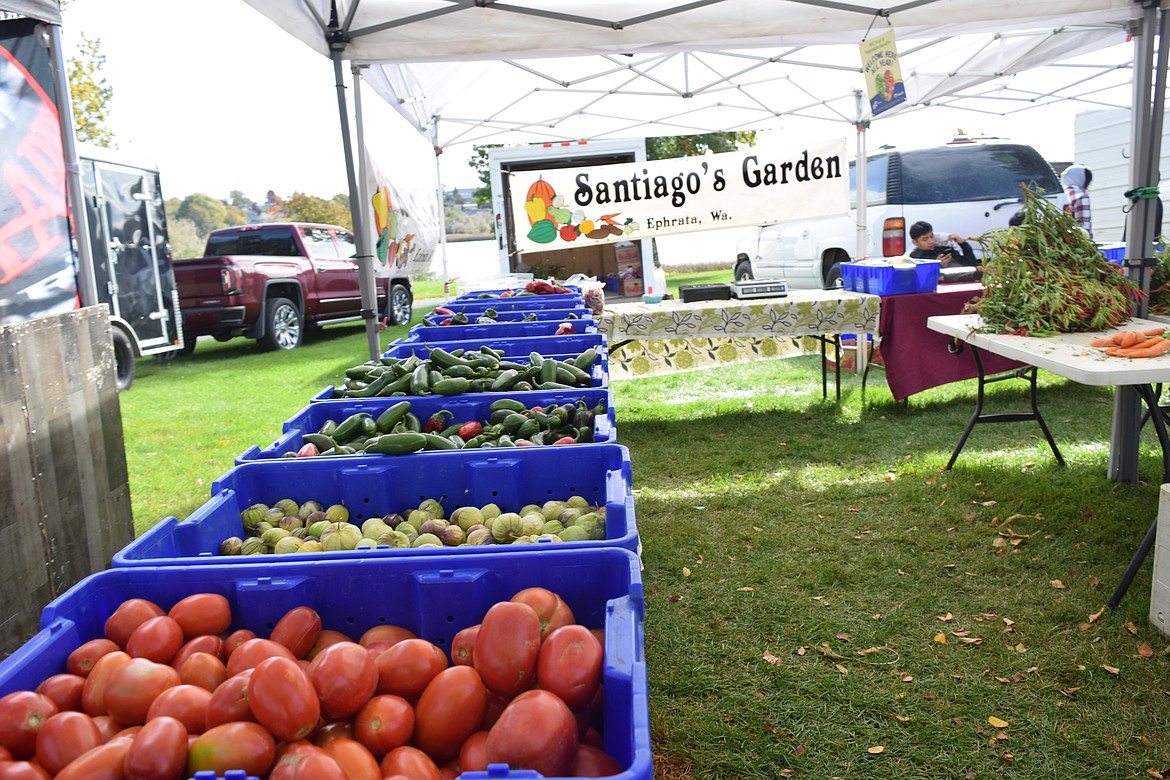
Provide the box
[174,222,413,351]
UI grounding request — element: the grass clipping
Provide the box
[968,187,1137,336]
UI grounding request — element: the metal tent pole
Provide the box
[433,119,450,292]
[331,46,380,362]
[854,90,869,261]
[1109,4,1163,483]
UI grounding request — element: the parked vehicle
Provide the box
[174,222,413,352]
[732,140,1068,289]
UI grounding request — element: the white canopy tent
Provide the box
[242,0,1166,488]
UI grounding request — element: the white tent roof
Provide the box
[0,0,60,23]
[243,1,1144,151]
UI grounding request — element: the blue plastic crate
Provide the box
[2,548,651,780]
[842,260,940,295]
[436,296,584,314]
[406,318,599,342]
[385,332,605,360]
[237,388,616,460]
[1099,242,1126,264]
[114,443,637,566]
[422,307,593,326]
[453,285,583,301]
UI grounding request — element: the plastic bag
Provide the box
[566,273,606,315]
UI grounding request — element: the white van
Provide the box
[732,140,1068,289]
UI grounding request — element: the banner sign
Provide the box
[507,139,849,254]
[0,17,76,325]
[860,29,907,117]
[364,144,440,278]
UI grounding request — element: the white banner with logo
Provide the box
[508,139,849,254]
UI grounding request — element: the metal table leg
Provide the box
[945,344,1066,470]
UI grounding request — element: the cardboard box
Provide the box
[623,277,644,296]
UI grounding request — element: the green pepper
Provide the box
[421,432,460,450]
[489,398,528,414]
[345,371,394,398]
[410,362,431,395]
[372,433,427,454]
[375,401,412,433]
[403,412,422,433]
[432,377,472,396]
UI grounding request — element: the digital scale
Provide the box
[730,278,788,299]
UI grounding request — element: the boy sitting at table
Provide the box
[908,220,983,283]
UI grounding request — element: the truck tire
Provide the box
[387,282,413,326]
[824,262,843,289]
[259,297,303,351]
[112,329,136,392]
[734,260,753,282]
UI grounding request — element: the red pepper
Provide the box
[424,410,454,433]
[551,436,576,445]
[439,318,452,326]
[458,421,483,440]
[515,439,536,446]
[432,306,454,315]
[296,442,319,457]
[554,323,575,336]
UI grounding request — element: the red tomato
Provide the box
[0,691,59,759]
[178,651,228,693]
[473,601,541,697]
[124,715,188,780]
[112,725,142,741]
[307,641,378,719]
[81,650,131,717]
[186,721,275,778]
[457,731,489,773]
[66,638,120,678]
[221,628,256,661]
[170,634,223,672]
[305,629,352,660]
[53,738,132,780]
[167,593,232,639]
[35,674,85,712]
[126,616,185,664]
[536,624,603,707]
[104,599,165,649]
[412,666,488,763]
[248,656,320,742]
[203,669,255,729]
[311,721,356,747]
[33,711,102,775]
[353,694,414,759]
[269,606,323,659]
[449,625,479,666]
[225,638,296,677]
[269,742,347,780]
[0,762,50,779]
[358,624,415,650]
[379,745,442,780]
[322,737,381,780]
[103,658,181,726]
[510,587,575,640]
[90,715,119,742]
[145,684,212,735]
[485,689,578,777]
[374,638,448,699]
[571,743,624,777]
[478,690,510,731]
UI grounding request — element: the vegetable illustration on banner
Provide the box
[860,29,906,117]
[509,140,849,254]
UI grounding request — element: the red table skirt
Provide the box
[877,283,1026,401]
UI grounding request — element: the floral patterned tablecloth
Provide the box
[598,290,881,378]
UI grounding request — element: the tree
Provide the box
[166,217,204,260]
[284,192,352,229]
[68,34,114,146]
[469,144,503,207]
[175,193,239,235]
[645,132,757,160]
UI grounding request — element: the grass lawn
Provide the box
[118,278,1170,779]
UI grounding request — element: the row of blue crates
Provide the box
[0,286,652,780]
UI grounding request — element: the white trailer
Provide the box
[488,139,660,293]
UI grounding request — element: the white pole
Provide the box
[854,91,869,261]
[433,121,450,294]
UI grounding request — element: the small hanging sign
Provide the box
[860,28,906,117]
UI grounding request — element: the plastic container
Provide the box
[453,286,582,301]
[237,387,617,461]
[1099,242,1127,264]
[113,443,637,566]
[435,296,584,314]
[404,318,599,342]
[422,307,593,326]
[842,260,940,295]
[382,333,607,363]
[1,548,651,780]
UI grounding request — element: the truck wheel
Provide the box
[179,334,198,355]
[824,262,843,289]
[734,260,753,282]
[112,329,136,392]
[387,283,413,326]
[259,297,303,351]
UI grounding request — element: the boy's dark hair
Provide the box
[1084,168,1093,188]
[909,221,932,241]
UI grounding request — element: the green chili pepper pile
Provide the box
[971,186,1138,336]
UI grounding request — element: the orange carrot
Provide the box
[1113,337,1170,358]
[1118,331,1144,348]
[1090,335,1120,347]
[1143,326,1166,336]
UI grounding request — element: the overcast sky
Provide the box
[58,0,1125,206]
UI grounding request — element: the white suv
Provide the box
[733,140,1067,289]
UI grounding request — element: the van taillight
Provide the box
[882,218,906,256]
[221,268,243,295]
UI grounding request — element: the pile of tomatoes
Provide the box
[0,587,624,779]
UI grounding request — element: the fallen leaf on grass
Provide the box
[763,651,783,666]
[901,673,914,682]
[793,745,806,757]
[858,647,883,656]
[816,643,846,660]
[836,633,852,642]
[895,714,911,723]
[835,664,848,675]
[1003,513,1043,522]
[1125,621,1140,635]
[669,594,684,602]
[752,526,763,532]
[1050,580,1065,589]
[1060,687,1081,697]
[938,612,955,622]
[1089,575,1100,587]
[867,745,884,754]
[1013,643,1028,653]
[956,636,983,645]
[1103,665,1121,675]
[1138,643,1155,658]
[1088,607,1106,623]
[934,633,947,644]
[882,473,897,482]
[979,500,998,507]
[988,716,1010,728]
[737,587,754,592]
[1000,752,1014,763]
[1003,618,1015,627]
[682,567,691,577]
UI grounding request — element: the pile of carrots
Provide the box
[1089,326,1170,358]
